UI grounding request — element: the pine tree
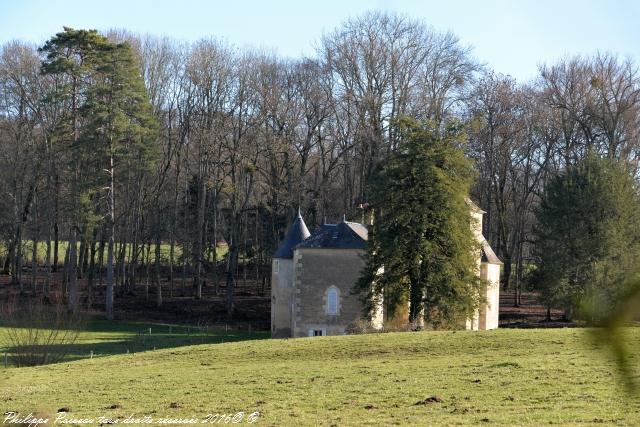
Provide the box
[533,155,640,320]
[41,28,157,318]
[83,41,158,320]
[40,27,111,313]
[357,117,481,328]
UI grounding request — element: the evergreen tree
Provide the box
[533,155,640,320]
[40,27,111,313]
[41,28,157,318]
[357,117,481,328]
[83,40,158,319]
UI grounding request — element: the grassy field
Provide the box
[1,327,639,426]
[0,319,268,361]
[0,241,228,267]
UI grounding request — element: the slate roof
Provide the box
[480,238,502,264]
[296,220,368,250]
[273,205,500,265]
[466,198,486,214]
[273,212,311,259]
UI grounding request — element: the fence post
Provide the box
[4,353,7,368]
[90,350,93,359]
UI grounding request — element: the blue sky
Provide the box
[1,0,638,81]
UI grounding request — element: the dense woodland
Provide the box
[2,11,640,318]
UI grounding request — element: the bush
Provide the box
[345,318,379,334]
[1,296,84,367]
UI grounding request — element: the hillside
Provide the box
[2,328,639,426]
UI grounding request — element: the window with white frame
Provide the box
[326,286,339,315]
[274,259,279,274]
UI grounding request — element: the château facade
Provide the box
[271,202,501,338]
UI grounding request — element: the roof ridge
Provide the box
[296,219,368,250]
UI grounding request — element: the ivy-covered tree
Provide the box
[357,117,481,328]
[533,155,640,320]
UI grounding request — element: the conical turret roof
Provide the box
[273,211,311,259]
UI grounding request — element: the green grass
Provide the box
[0,319,267,360]
[0,241,228,267]
[1,328,639,426]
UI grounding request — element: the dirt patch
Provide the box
[499,291,575,328]
[415,396,444,405]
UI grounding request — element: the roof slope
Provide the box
[297,221,368,250]
[480,238,502,264]
[273,212,311,258]
[466,198,486,214]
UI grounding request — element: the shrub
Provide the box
[0,296,84,367]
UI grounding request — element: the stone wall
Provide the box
[271,258,294,338]
[293,248,366,337]
[479,262,500,330]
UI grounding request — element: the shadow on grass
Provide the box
[0,319,269,366]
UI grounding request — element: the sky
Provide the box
[1,0,639,82]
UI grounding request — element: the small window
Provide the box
[274,259,279,275]
[327,287,338,315]
[309,329,324,337]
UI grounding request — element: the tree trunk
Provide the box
[98,226,106,286]
[226,242,239,319]
[155,212,162,308]
[105,154,115,320]
[44,222,52,296]
[87,228,98,305]
[68,228,79,312]
[62,242,70,296]
[52,174,60,272]
[30,193,38,293]
[144,241,151,301]
[212,188,219,295]
[195,178,206,299]
[78,226,87,278]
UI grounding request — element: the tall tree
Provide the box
[357,117,480,328]
[84,40,157,319]
[533,155,640,319]
[40,27,110,312]
[40,28,156,317]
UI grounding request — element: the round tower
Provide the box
[271,210,310,337]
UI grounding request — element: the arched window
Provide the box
[326,287,339,315]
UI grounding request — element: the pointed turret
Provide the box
[273,211,311,259]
